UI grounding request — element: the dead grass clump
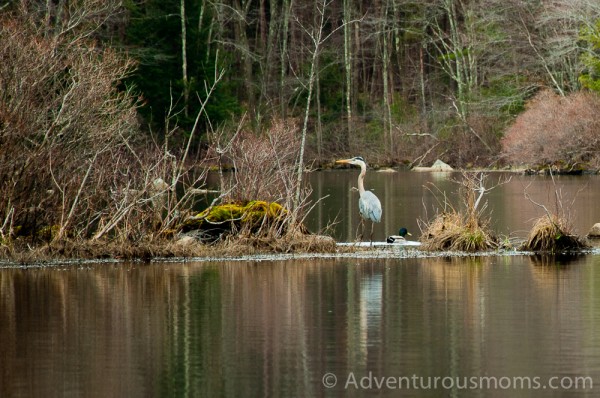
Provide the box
[420,211,498,252]
[521,215,589,253]
[3,237,222,263]
[520,170,590,253]
[218,232,336,255]
[419,172,503,252]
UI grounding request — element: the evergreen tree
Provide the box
[124,0,239,143]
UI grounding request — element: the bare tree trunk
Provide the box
[280,0,292,118]
[357,20,365,109]
[197,0,206,54]
[391,0,402,88]
[295,36,319,209]
[259,0,267,54]
[343,0,352,150]
[262,0,279,110]
[204,1,215,62]
[381,1,393,154]
[446,0,466,119]
[295,0,330,208]
[233,0,255,114]
[315,57,323,161]
[419,45,428,131]
[180,0,189,117]
[315,30,323,161]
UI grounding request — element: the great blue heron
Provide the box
[386,227,412,243]
[335,156,382,244]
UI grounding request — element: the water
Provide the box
[2,171,600,397]
[307,170,600,243]
[2,256,600,397]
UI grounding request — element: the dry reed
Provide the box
[420,211,498,252]
[521,215,589,253]
[419,172,500,252]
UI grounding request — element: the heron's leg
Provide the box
[369,221,375,246]
[356,218,364,242]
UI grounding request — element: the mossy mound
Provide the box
[521,215,589,253]
[420,211,499,252]
[181,201,291,241]
[36,225,61,242]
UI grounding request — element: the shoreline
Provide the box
[3,245,600,269]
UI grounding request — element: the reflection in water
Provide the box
[529,253,587,267]
[1,256,600,397]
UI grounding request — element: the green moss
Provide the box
[199,203,245,223]
[182,201,288,235]
[242,201,286,223]
[36,225,60,242]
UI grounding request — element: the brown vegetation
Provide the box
[0,103,329,260]
[212,119,316,217]
[501,90,600,170]
[211,118,305,209]
[420,212,498,252]
[520,175,590,253]
[0,13,143,243]
[3,2,600,261]
[3,231,337,264]
[419,173,500,252]
[521,215,589,253]
[0,9,226,257]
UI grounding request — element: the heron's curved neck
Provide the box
[357,163,366,194]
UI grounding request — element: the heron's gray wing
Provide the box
[359,191,382,222]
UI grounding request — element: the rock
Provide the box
[412,159,453,172]
[430,159,453,171]
[587,223,600,238]
[175,235,198,246]
[152,178,170,192]
[177,229,215,244]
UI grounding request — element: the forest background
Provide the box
[1,0,600,248]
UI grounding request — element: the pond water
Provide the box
[307,170,600,243]
[2,255,600,397]
[2,170,600,397]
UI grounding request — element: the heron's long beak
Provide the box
[335,159,352,165]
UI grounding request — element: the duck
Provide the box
[386,227,412,243]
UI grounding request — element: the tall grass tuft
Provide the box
[521,215,589,253]
[520,171,590,253]
[419,172,501,252]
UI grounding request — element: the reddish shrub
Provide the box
[214,119,303,208]
[501,90,600,169]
